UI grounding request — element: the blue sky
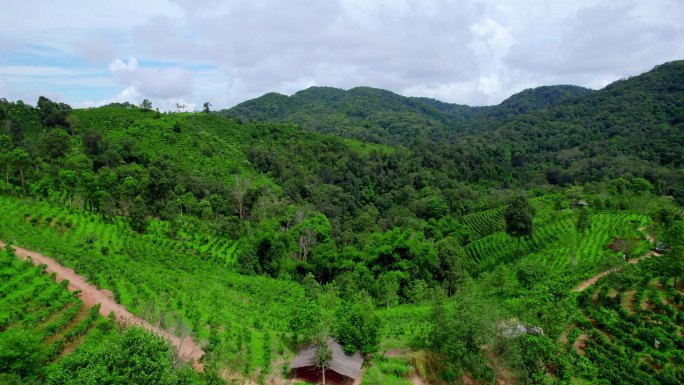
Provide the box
[1,0,683,111]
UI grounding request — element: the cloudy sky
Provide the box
[1,0,683,110]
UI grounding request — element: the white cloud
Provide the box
[1,0,684,108]
[108,58,138,72]
[107,57,193,102]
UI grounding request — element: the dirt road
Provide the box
[573,228,660,292]
[0,240,204,369]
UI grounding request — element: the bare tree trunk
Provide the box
[322,367,326,385]
[19,168,25,196]
[232,175,250,221]
[298,228,315,262]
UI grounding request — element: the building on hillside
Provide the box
[290,339,363,385]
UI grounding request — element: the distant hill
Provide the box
[494,85,593,116]
[222,60,684,200]
[223,83,593,144]
[225,85,474,144]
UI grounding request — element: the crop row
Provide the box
[461,206,504,239]
[0,248,102,362]
[575,279,684,384]
[0,195,302,375]
[465,211,647,279]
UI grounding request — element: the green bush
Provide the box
[0,328,46,377]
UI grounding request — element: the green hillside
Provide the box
[0,247,212,385]
[1,60,684,384]
[224,61,684,202]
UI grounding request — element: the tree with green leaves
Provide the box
[141,99,153,110]
[374,271,402,308]
[576,207,591,235]
[334,295,381,355]
[429,279,496,380]
[572,207,591,265]
[313,333,333,385]
[505,195,534,259]
[0,135,14,194]
[130,195,150,233]
[289,299,322,346]
[37,96,72,128]
[663,220,684,289]
[59,169,78,210]
[203,102,212,114]
[9,148,30,196]
[0,328,46,378]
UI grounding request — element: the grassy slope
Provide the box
[0,195,303,375]
[0,189,666,380]
[0,248,105,366]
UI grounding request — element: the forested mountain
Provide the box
[225,86,472,145]
[225,61,684,202]
[1,60,684,385]
[226,83,593,140]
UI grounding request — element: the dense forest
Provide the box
[226,61,684,202]
[0,60,683,384]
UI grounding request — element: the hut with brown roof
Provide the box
[290,339,363,385]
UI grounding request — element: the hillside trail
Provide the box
[0,240,204,370]
[573,227,661,292]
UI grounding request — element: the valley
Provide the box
[1,61,683,385]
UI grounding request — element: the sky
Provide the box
[1,0,683,111]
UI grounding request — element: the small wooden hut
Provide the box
[290,339,363,385]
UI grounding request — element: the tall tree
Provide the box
[9,148,30,196]
[141,99,152,110]
[203,102,212,114]
[334,295,381,354]
[313,333,332,385]
[575,207,591,235]
[59,169,78,210]
[231,175,251,221]
[664,221,684,289]
[0,135,14,194]
[573,207,591,265]
[505,195,534,259]
[37,96,72,128]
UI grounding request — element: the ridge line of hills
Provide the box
[1,59,684,385]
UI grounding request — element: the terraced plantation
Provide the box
[462,206,505,238]
[2,59,684,384]
[464,196,650,283]
[0,195,301,378]
[571,259,684,384]
[0,247,102,365]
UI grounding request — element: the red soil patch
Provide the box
[573,334,588,354]
[384,349,406,358]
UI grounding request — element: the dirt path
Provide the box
[574,268,620,292]
[0,240,204,369]
[573,229,660,293]
[572,333,588,354]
